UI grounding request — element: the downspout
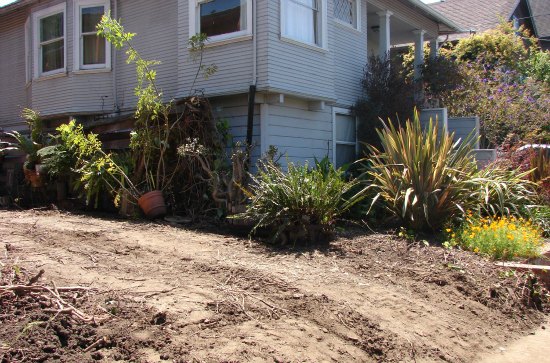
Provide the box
[252,0,257,87]
[112,0,119,113]
[245,0,258,170]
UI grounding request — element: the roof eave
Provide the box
[0,0,38,16]
[406,0,469,34]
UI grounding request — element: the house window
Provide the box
[281,0,324,46]
[74,0,110,70]
[190,0,252,42]
[334,0,359,29]
[33,4,66,77]
[333,109,357,168]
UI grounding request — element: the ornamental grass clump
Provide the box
[468,166,538,218]
[365,110,478,231]
[447,215,543,260]
[237,158,367,243]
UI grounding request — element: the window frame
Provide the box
[32,3,67,79]
[73,0,111,71]
[333,0,361,31]
[332,107,358,168]
[188,0,253,44]
[280,0,328,49]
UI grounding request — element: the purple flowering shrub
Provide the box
[411,22,550,148]
[446,63,549,147]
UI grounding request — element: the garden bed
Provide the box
[0,209,548,362]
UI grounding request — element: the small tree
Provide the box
[354,55,417,152]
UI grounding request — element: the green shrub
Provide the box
[51,121,139,208]
[237,158,366,243]
[365,110,477,231]
[447,215,543,260]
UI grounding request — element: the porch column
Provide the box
[413,30,426,81]
[377,11,392,59]
[429,39,439,59]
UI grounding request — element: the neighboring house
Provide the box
[528,0,550,49]
[430,0,549,50]
[0,0,460,170]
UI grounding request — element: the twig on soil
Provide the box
[26,269,45,285]
[84,336,109,352]
[142,287,179,298]
[213,277,290,320]
[2,285,95,294]
[1,276,106,325]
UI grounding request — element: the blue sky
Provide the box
[0,0,441,8]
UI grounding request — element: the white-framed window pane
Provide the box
[42,39,64,72]
[83,34,105,65]
[199,0,246,37]
[283,0,318,45]
[40,13,63,42]
[336,144,356,167]
[81,6,104,33]
[334,0,355,26]
[335,114,355,142]
[293,0,317,6]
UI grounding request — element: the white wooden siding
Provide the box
[115,0,179,111]
[28,0,114,116]
[210,95,261,166]
[266,98,333,166]
[0,7,30,129]
[265,0,336,101]
[331,0,368,107]
[176,0,259,99]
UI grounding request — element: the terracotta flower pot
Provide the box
[23,168,43,188]
[138,190,167,219]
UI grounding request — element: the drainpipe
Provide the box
[252,0,257,86]
[112,0,119,113]
[245,0,258,171]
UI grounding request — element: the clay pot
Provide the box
[23,168,43,188]
[138,190,167,219]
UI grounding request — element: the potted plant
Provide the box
[36,124,80,201]
[1,131,42,187]
[1,109,46,188]
[97,16,215,219]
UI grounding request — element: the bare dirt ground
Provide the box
[0,209,548,363]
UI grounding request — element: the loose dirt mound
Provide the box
[0,210,548,362]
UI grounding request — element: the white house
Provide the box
[0,0,461,168]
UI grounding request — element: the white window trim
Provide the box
[188,0,253,44]
[32,3,67,79]
[73,0,111,71]
[280,0,328,50]
[333,0,361,32]
[332,107,358,166]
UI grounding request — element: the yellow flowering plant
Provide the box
[446,214,544,260]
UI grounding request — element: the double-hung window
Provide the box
[33,4,66,78]
[333,108,357,168]
[334,0,360,30]
[74,0,110,70]
[190,0,252,42]
[281,0,326,48]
